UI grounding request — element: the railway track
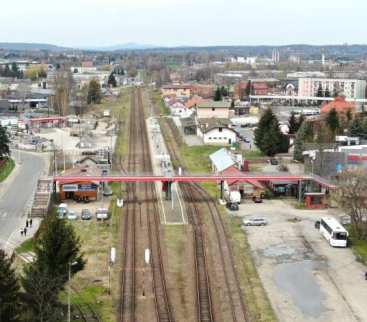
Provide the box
[180,183,214,322]
[158,113,250,322]
[119,88,174,322]
[71,286,101,322]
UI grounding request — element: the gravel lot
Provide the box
[231,199,367,322]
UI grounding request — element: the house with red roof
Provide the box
[320,95,356,115]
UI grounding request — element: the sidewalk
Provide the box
[3,217,41,257]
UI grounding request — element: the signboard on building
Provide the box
[78,184,98,191]
[63,184,79,192]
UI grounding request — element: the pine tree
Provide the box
[350,117,367,139]
[34,215,85,284]
[324,87,331,98]
[214,87,222,101]
[108,73,117,88]
[255,108,289,156]
[326,108,340,134]
[0,250,21,322]
[22,265,63,322]
[87,79,102,104]
[22,215,85,321]
[245,80,252,97]
[288,112,299,134]
[317,84,323,97]
[221,86,229,97]
[0,125,10,159]
[293,121,313,161]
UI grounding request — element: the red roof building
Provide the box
[320,96,356,115]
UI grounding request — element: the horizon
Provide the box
[1,41,367,51]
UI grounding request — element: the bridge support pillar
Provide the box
[298,180,303,203]
[53,182,57,202]
[165,182,172,200]
[220,180,224,200]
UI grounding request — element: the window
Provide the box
[321,219,332,234]
[334,232,347,240]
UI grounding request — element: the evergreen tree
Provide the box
[22,215,85,321]
[0,250,21,322]
[245,80,252,96]
[324,87,331,98]
[22,265,63,322]
[230,99,235,109]
[4,65,11,77]
[298,114,305,129]
[0,125,10,159]
[293,121,313,161]
[87,79,102,104]
[326,108,340,134]
[288,112,299,134]
[317,84,323,97]
[214,87,222,101]
[220,86,229,97]
[350,117,367,140]
[34,215,85,284]
[108,73,117,88]
[255,108,289,156]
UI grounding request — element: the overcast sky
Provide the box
[0,0,366,47]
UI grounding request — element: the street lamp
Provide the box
[68,261,78,322]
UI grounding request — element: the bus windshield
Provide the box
[333,232,348,240]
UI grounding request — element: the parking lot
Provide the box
[58,196,111,221]
[231,199,367,322]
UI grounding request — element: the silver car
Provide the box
[242,217,268,226]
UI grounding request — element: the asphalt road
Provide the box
[0,151,48,250]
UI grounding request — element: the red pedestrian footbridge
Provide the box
[53,173,336,189]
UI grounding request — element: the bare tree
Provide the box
[334,170,367,239]
[52,69,72,116]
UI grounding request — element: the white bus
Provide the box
[319,217,349,247]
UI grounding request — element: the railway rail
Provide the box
[119,88,174,322]
[158,112,250,322]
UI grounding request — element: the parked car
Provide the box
[96,208,109,220]
[252,196,263,203]
[270,158,279,165]
[243,137,251,143]
[226,202,239,211]
[67,210,78,220]
[57,203,68,218]
[103,185,113,196]
[242,217,268,226]
[81,209,92,220]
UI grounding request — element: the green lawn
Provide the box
[351,239,367,264]
[15,238,34,254]
[243,149,265,160]
[0,158,15,182]
[348,231,367,264]
[151,89,170,116]
[181,145,225,173]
